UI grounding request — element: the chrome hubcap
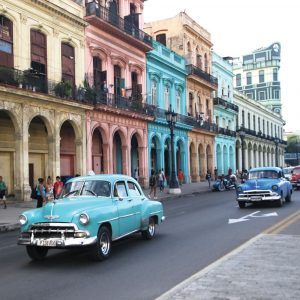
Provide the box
[100,232,110,255]
[148,221,155,236]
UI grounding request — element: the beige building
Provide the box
[144,12,217,181]
[0,0,91,201]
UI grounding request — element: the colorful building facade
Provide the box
[146,40,191,183]
[212,53,238,175]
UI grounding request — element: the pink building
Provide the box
[84,0,153,186]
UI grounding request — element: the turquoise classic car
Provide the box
[236,167,293,208]
[18,175,165,261]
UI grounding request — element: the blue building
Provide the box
[146,41,191,183]
[212,53,238,175]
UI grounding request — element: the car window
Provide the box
[81,180,111,197]
[114,181,128,198]
[249,170,279,179]
[127,181,142,197]
[60,181,84,198]
[293,168,300,175]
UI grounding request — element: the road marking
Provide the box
[228,211,278,224]
[263,209,300,234]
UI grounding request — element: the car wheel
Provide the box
[276,194,284,207]
[26,246,48,261]
[219,183,225,192]
[90,226,111,261]
[238,201,246,208]
[141,217,156,240]
[285,190,292,202]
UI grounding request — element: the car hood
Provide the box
[241,179,279,190]
[32,197,109,223]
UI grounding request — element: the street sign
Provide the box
[228,211,278,224]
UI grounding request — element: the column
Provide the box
[22,116,31,201]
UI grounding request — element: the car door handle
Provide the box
[128,198,133,202]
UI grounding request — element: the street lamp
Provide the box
[274,136,280,167]
[239,124,246,172]
[165,105,181,194]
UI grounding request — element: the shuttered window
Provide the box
[0,15,13,68]
[61,43,75,85]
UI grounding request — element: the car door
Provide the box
[113,180,136,236]
[127,181,144,230]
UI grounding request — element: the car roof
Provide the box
[66,174,137,183]
[249,167,282,172]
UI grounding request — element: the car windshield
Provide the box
[60,181,84,198]
[248,170,279,180]
[283,168,293,174]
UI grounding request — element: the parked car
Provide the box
[18,174,165,261]
[283,166,294,181]
[236,167,293,208]
[290,166,300,189]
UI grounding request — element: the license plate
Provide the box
[36,239,57,247]
[251,196,262,201]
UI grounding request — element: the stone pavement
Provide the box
[0,181,212,232]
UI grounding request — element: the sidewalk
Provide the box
[0,181,211,233]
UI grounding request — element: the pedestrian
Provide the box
[214,167,218,180]
[45,176,54,203]
[178,169,184,186]
[134,168,138,182]
[158,169,164,192]
[230,172,238,196]
[206,170,212,188]
[0,176,7,209]
[53,176,64,199]
[148,170,157,199]
[36,178,46,208]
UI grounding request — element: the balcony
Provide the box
[85,2,152,52]
[186,64,218,87]
[0,66,154,117]
[217,127,236,137]
[213,97,239,113]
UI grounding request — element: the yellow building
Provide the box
[144,12,218,181]
[0,0,91,201]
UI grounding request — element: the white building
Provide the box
[234,90,286,171]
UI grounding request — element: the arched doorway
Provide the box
[92,128,104,174]
[29,116,50,187]
[235,140,241,172]
[0,110,16,194]
[229,146,234,172]
[189,142,197,182]
[164,138,171,182]
[113,131,123,174]
[198,144,204,179]
[60,121,76,177]
[131,134,139,177]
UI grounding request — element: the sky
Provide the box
[144,0,299,132]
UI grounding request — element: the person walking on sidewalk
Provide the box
[45,176,54,203]
[148,170,158,199]
[158,169,165,192]
[206,170,212,188]
[178,169,184,186]
[0,176,7,209]
[36,178,46,208]
[53,176,64,199]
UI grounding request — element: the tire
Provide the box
[219,182,225,192]
[141,217,156,240]
[26,246,48,261]
[285,190,292,202]
[276,194,284,207]
[90,226,111,261]
[238,201,246,208]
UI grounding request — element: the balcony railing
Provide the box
[186,64,218,86]
[0,66,155,116]
[154,107,218,133]
[85,2,152,47]
[213,97,239,112]
[217,127,236,137]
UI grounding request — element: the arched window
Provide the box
[151,80,157,106]
[0,15,13,68]
[164,85,169,110]
[61,42,75,86]
[176,89,181,114]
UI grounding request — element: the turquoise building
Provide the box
[212,53,238,175]
[146,41,191,183]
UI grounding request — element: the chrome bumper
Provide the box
[237,194,281,202]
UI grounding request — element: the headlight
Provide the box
[272,185,278,190]
[19,214,27,226]
[79,213,89,225]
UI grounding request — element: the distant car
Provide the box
[283,166,294,181]
[290,166,300,189]
[236,167,293,208]
[18,174,165,261]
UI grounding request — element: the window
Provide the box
[253,115,256,131]
[204,53,208,73]
[61,42,75,85]
[227,85,230,98]
[267,121,269,135]
[236,74,241,87]
[176,90,181,113]
[258,117,261,131]
[247,112,250,129]
[246,93,253,99]
[259,70,264,83]
[216,116,219,126]
[246,72,252,85]
[82,180,111,197]
[263,120,265,134]
[259,91,265,100]
[151,80,157,105]
[127,182,141,197]
[188,93,193,116]
[274,90,280,99]
[114,181,128,198]
[164,86,169,110]
[242,110,245,126]
[156,33,166,46]
[0,15,13,68]
[273,68,278,81]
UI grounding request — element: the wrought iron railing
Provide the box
[85,2,152,47]
[217,127,236,137]
[186,64,218,86]
[213,97,239,112]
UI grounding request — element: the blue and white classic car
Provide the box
[18,175,165,261]
[236,167,293,208]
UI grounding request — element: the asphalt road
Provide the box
[1,190,300,300]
